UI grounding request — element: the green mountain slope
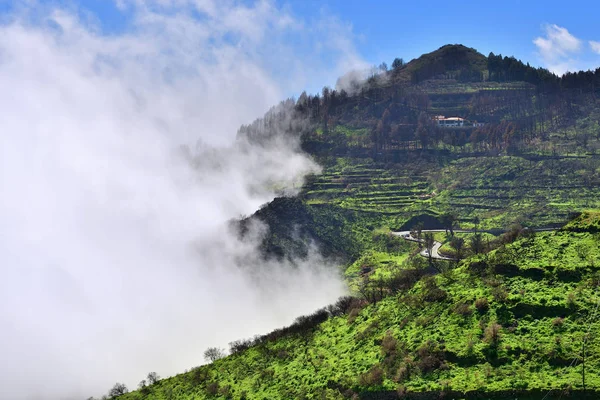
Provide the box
[109,45,600,400]
[119,213,600,399]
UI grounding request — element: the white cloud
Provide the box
[590,40,600,55]
[533,24,581,60]
[0,1,362,399]
[533,24,582,74]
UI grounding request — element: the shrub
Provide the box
[381,331,398,357]
[469,260,488,276]
[387,268,426,293]
[326,296,356,316]
[358,365,384,387]
[219,385,232,398]
[228,339,253,354]
[484,322,502,347]
[566,292,577,308]
[492,286,509,303]
[474,297,489,313]
[348,307,361,323]
[395,357,414,383]
[454,302,473,317]
[191,367,209,386]
[416,341,446,375]
[552,317,565,328]
[421,277,447,302]
[276,350,289,360]
[205,382,219,396]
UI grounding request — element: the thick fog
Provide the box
[0,2,365,399]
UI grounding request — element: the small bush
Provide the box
[422,277,447,302]
[326,296,356,316]
[552,317,565,328]
[395,357,414,383]
[415,315,434,327]
[387,268,426,293]
[228,339,253,354]
[276,350,289,360]
[566,292,577,308]
[416,341,446,375]
[469,260,488,276]
[381,331,398,357]
[191,367,209,386]
[358,365,384,387]
[492,286,509,303]
[474,297,489,313]
[219,385,232,398]
[205,382,219,396]
[454,302,473,317]
[484,322,502,347]
[348,307,361,323]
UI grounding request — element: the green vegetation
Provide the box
[118,216,600,399]
[109,45,600,399]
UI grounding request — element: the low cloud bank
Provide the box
[0,2,357,399]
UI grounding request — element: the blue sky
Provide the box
[297,0,600,73]
[37,0,600,74]
[2,0,600,93]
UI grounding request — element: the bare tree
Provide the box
[107,383,128,398]
[147,371,160,385]
[440,212,457,236]
[450,236,465,262]
[469,233,485,255]
[204,347,226,363]
[414,222,424,247]
[424,232,435,264]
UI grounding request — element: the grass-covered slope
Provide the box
[120,214,600,400]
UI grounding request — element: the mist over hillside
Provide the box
[0,2,365,399]
[3,1,600,400]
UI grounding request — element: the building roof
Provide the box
[433,115,465,121]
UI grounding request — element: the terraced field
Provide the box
[302,161,434,216]
[431,156,600,228]
[300,155,600,231]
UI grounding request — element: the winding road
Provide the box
[392,227,558,261]
[392,230,464,261]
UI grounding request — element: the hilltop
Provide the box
[112,45,600,400]
[392,44,488,83]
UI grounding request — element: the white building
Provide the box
[433,115,484,128]
[433,115,465,127]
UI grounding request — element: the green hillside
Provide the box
[107,45,600,400]
[119,213,600,399]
